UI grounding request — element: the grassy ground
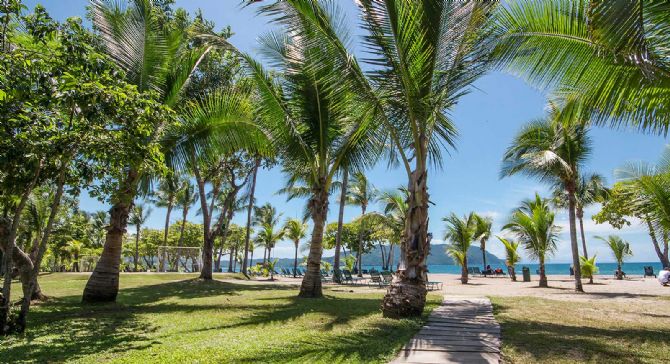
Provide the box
[492,295,670,363]
[1,273,441,364]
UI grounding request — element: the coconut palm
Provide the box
[597,235,633,280]
[284,218,308,278]
[378,187,409,270]
[497,236,521,281]
[493,0,670,135]
[474,214,493,270]
[347,171,376,276]
[83,0,213,302]
[243,1,381,298]
[129,203,152,272]
[580,255,598,282]
[553,173,609,260]
[504,194,560,288]
[152,173,181,249]
[501,110,591,292]
[444,213,478,284]
[253,203,283,264]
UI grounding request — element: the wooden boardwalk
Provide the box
[391,298,501,364]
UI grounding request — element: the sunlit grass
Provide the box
[1,273,440,363]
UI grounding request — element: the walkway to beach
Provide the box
[391,297,501,364]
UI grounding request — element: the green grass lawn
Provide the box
[1,273,440,364]
[492,296,670,363]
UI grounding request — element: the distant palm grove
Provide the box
[1,0,669,344]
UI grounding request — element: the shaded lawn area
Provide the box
[492,296,670,363]
[1,273,441,363]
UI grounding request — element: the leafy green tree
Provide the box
[597,235,633,280]
[444,213,478,284]
[284,218,308,278]
[497,236,520,281]
[493,0,670,134]
[504,194,560,288]
[501,110,592,292]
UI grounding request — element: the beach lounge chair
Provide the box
[292,268,302,277]
[471,267,484,277]
[333,269,344,284]
[368,271,384,287]
[427,276,443,291]
[644,266,657,278]
[321,270,332,283]
[343,269,365,285]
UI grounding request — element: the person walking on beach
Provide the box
[659,267,670,287]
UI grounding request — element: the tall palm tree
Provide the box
[597,235,632,280]
[129,203,152,272]
[444,213,478,284]
[83,0,212,302]
[152,173,181,250]
[347,171,376,276]
[173,179,197,270]
[243,1,380,298]
[497,236,521,281]
[504,194,560,288]
[501,110,591,292]
[474,214,493,270]
[553,173,609,260]
[493,0,670,135]
[378,187,409,270]
[284,218,308,278]
[334,169,348,275]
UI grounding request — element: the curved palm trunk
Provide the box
[293,240,299,278]
[83,169,138,303]
[357,205,366,277]
[334,169,348,275]
[646,219,670,267]
[567,184,584,292]
[299,186,329,298]
[242,159,260,276]
[539,256,548,287]
[461,256,468,284]
[382,168,429,318]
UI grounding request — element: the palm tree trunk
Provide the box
[357,205,366,277]
[461,257,468,284]
[382,168,429,318]
[299,185,329,298]
[163,201,173,248]
[134,226,140,272]
[228,248,235,273]
[646,219,670,267]
[380,243,386,270]
[387,244,394,271]
[83,168,138,303]
[242,158,260,276]
[567,184,584,292]
[510,267,516,282]
[175,207,189,268]
[578,213,593,284]
[334,169,348,274]
[481,239,487,270]
[616,263,623,280]
[539,256,548,287]
[293,241,299,278]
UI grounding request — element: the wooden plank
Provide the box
[391,350,500,364]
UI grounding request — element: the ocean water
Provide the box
[361,262,665,276]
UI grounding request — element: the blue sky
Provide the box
[25,0,668,263]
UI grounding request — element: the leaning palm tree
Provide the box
[347,171,376,276]
[474,214,493,270]
[83,0,213,302]
[129,203,152,272]
[504,194,560,288]
[497,236,521,281]
[597,235,633,280]
[493,0,670,135]
[444,213,478,284]
[284,218,308,278]
[243,1,380,298]
[501,110,591,293]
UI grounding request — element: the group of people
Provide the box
[482,265,504,276]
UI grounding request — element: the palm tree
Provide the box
[129,203,152,272]
[378,188,409,271]
[334,169,349,275]
[493,0,670,134]
[89,211,109,247]
[580,255,598,282]
[83,0,212,302]
[347,171,376,276]
[553,173,609,260]
[444,213,478,284]
[66,240,84,273]
[474,214,493,270]
[597,235,633,280]
[497,236,521,281]
[284,218,308,278]
[504,194,560,288]
[152,173,181,249]
[253,203,283,264]
[501,111,591,292]
[243,1,380,298]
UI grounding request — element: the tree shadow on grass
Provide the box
[492,301,670,362]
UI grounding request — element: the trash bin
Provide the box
[522,266,531,282]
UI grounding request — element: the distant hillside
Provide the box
[259,243,503,270]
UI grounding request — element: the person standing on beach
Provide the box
[659,267,670,286]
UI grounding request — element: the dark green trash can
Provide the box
[522,266,531,282]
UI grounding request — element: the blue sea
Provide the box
[361,262,664,276]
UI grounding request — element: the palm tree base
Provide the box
[298,271,323,298]
[381,278,426,319]
[82,270,119,303]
